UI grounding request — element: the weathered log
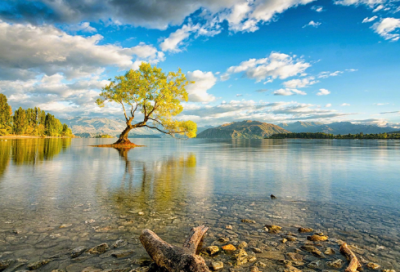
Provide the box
[340,242,362,272]
[139,225,210,272]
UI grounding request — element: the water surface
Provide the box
[0,138,399,271]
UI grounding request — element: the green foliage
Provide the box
[96,63,197,139]
[94,134,114,138]
[0,93,72,137]
[0,93,12,133]
[268,132,400,139]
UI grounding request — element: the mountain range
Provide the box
[61,117,398,138]
[61,117,211,138]
[197,120,290,139]
[277,121,398,135]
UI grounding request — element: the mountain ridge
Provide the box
[197,120,290,139]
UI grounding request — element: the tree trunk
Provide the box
[139,226,210,272]
[114,125,133,145]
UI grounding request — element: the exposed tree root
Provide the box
[139,226,210,272]
[340,242,362,272]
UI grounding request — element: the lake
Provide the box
[0,138,399,271]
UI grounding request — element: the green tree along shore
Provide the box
[268,132,400,139]
[0,93,73,137]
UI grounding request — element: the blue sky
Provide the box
[0,0,399,127]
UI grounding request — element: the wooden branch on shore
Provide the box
[139,226,210,272]
[340,242,362,272]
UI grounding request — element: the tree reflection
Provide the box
[0,138,71,177]
[110,147,197,212]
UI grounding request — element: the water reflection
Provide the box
[110,147,197,212]
[0,138,71,177]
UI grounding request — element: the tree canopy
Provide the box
[96,63,197,144]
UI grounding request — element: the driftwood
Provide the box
[139,225,210,272]
[340,242,362,272]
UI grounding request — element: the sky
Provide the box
[0,0,399,128]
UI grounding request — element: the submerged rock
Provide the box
[238,241,248,249]
[71,246,86,258]
[324,247,335,255]
[88,243,109,254]
[266,225,282,234]
[234,249,248,266]
[300,245,325,258]
[366,263,381,270]
[113,239,127,248]
[287,253,303,262]
[111,250,134,258]
[0,259,13,271]
[298,227,313,233]
[308,234,328,242]
[241,219,256,224]
[27,259,51,270]
[327,259,343,269]
[207,246,220,255]
[211,261,223,270]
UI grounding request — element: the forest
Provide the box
[268,132,400,139]
[0,93,73,137]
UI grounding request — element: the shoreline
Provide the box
[0,135,75,139]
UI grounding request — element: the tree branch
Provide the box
[120,101,129,122]
[145,125,185,136]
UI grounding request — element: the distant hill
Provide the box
[197,120,290,139]
[278,121,398,135]
[60,117,165,138]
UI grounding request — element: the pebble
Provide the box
[206,246,220,255]
[238,241,248,249]
[324,247,335,255]
[266,225,282,234]
[241,219,256,223]
[88,243,109,254]
[211,261,223,270]
[222,244,236,251]
[366,262,381,270]
[71,246,87,258]
[298,227,313,233]
[27,259,51,270]
[111,250,134,258]
[327,259,343,268]
[226,225,233,230]
[308,234,329,241]
[59,224,72,229]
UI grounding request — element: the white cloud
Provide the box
[224,52,311,82]
[311,6,324,12]
[317,88,330,96]
[318,70,344,78]
[283,76,318,88]
[181,100,350,126]
[362,16,378,23]
[186,70,217,102]
[0,20,165,80]
[160,24,200,52]
[325,103,332,107]
[374,103,389,106]
[303,20,321,28]
[373,4,385,12]
[274,88,307,96]
[341,103,350,106]
[236,94,243,97]
[67,22,97,33]
[372,18,400,41]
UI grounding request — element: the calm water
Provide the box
[0,138,399,271]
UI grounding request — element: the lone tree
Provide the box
[96,63,197,146]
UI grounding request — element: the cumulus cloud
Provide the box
[325,103,332,107]
[341,103,350,106]
[380,110,400,114]
[303,20,321,28]
[372,18,400,41]
[334,0,397,12]
[283,76,318,88]
[274,89,307,96]
[317,88,330,95]
[0,20,165,80]
[186,70,217,102]
[0,0,316,32]
[223,52,311,82]
[362,16,378,23]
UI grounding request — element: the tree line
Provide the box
[0,93,73,137]
[268,132,400,139]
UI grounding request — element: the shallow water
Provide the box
[0,138,399,271]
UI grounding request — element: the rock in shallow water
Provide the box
[27,259,51,270]
[88,243,109,254]
[111,250,134,258]
[241,219,256,224]
[206,246,220,255]
[71,246,86,258]
[0,259,13,271]
[298,227,313,233]
[211,261,223,270]
[327,259,343,269]
[308,234,328,241]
